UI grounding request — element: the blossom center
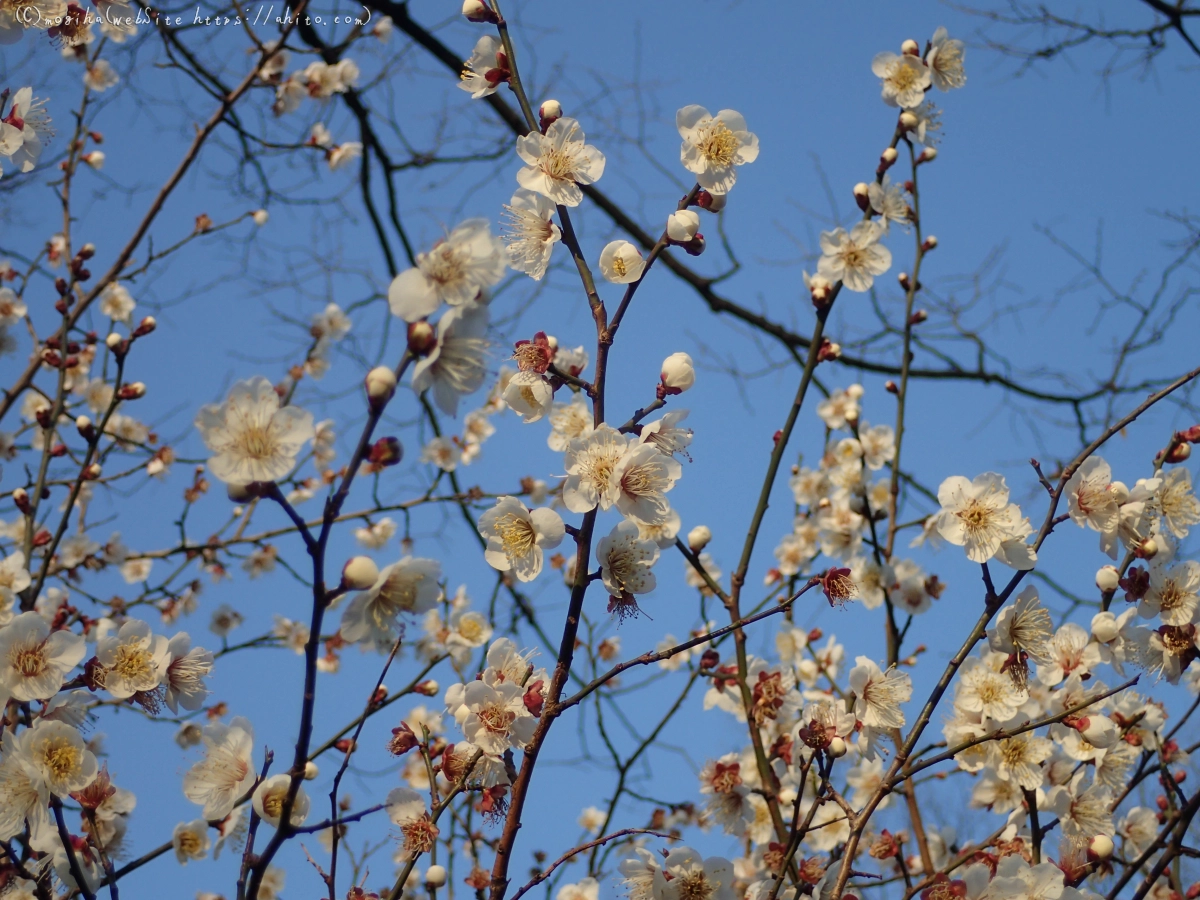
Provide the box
[177,830,203,855]
[890,64,921,91]
[401,816,439,857]
[538,147,578,182]
[477,702,515,735]
[234,424,277,461]
[956,499,994,536]
[697,123,738,168]
[378,572,422,613]
[494,514,535,560]
[10,643,48,678]
[112,643,154,682]
[675,871,715,900]
[39,737,82,782]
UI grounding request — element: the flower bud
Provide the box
[660,352,695,394]
[462,0,499,23]
[342,556,380,590]
[365,365,397,407]
[687,525,712,552]
[415,679,439,697]
[917,147,937,164]
[227,483,254,502]
[666,209,701,243]
[853,182,870,212]
[407,320,437,357]
[368,436,403,467]
[901,38,920,55]
[83,463,102,480]
[699,648,720,670]
[1164,442,1192,464]
[899,111,918,131]
[303,760,319,780]
[695,190,726,213]
[133,316,156,337]
[105,333,122,350]
[252,209,269,226]
[885,380,899,394]
[1137,537,1159,560]
[76,415,95,440]
[1088,834,1114,862]
[682,234,706,257]
[118,382,146,400]
[1091,611,1119,644]
[1079,714,1119,749]
[827,736,848,758]
[1096,565,1120,593]
[538,99,562,132]
[83,151,105,169]
[898,272,911,290]
[426,866,448,887]
[12,487,31,515]
[921,235,938,252]
[879,147,898,169]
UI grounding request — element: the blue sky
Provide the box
[2,0,1199,896]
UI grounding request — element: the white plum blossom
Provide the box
[676,106,759,195]
[503,371,554,423]
[599,240,646,284]
[194,376,314,485]
[18,719,98,796]
[0,88,53,176]
[548,392,594,451]
[172,819,210,864]
[653,847,735,900]
[0,610,85,705]
[95,619,169,700]
[926,27,967,91]
[388,219,505,322]
[849,656,911,729]
[817,222,891,292]
[340,557,442,645]
[935,472,1034,565]
[182,717,256,820]
[562,424,628,513]
[596,520,659,600]
[252,773,310,827]
[458,35,508,99]
[1139,561,1200,626]
[501,189,560,280]
[515,117,606,207]
[871,51,931,108]
[99,282,135,322]
[613,442,682,525]
[478,496,565,582]
[412,305,490,416]
[460,680,536,756]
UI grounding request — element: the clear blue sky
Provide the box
[2,0,1199,896]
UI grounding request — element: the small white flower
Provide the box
[871,51,931,108]
[96,619,170,700]
[925,27,966,91]
[502,371,553,423]
[599,240,646,284]
[1139,561,1200,627]
[562,424,627,513]
[340,557,442,645]
[18,719,98,796]
[0,611,86,703]
[420,435,463,472]
[597,520,659,599]
[388,219,505,322]
[667,209,701,242]
[252,773,310,828]
[817,222,892,293]
[548,392,594,451]
[478,496,565,582]
[327,141,362,170]
[613,442,682,525]
[194,376,314,485]
[676,106,759,195]
[182,717,256,820]
[172,819,210,864]
[460,680,536,755]
[163,632,214,713]
[502,189,561,280]
[515,117,606,207]
[0,287,26,327]
[935,472,1028,564]
[867,176,909,232]
[458,35,508,99]
[849,656,911,729]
